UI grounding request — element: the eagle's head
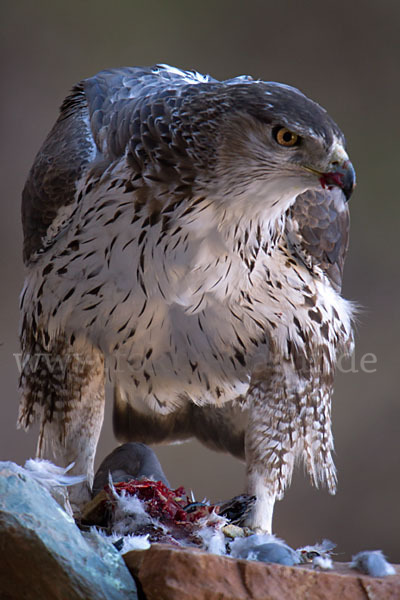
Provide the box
[176,77,355,222]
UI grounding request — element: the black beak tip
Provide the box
[321,161,356,200]
[343,161,356,201]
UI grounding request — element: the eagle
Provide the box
[18,65,355,531]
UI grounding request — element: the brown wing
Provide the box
[287,187,350,292]
[21,83,95,263]
[21,67,185,263]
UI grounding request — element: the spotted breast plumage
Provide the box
[18,65,355,530]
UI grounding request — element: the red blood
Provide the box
[108,479,190,523]
[104,478,223,545]
[320,171,344,191]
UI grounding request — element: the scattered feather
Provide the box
[82,472,397,575]
[23,459,86,488]
[312,555,333,570]
[297,539,336,569]
[230,533,300,566]
[248,543,300,566]
[197,526,226,556]
[350,550,395,577]
[20,458,86,517]
[108,481,157,538]
[119,534,151,553]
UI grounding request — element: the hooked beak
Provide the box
[319,159,356,201]
[304,141,356,201]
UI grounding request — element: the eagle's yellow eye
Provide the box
[274,127,299,147]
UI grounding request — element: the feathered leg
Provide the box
[244,356,336,532]
[18,333,105,512]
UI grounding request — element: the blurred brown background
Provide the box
[1,1,399,562]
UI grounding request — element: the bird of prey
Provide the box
[18,65,355,531]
